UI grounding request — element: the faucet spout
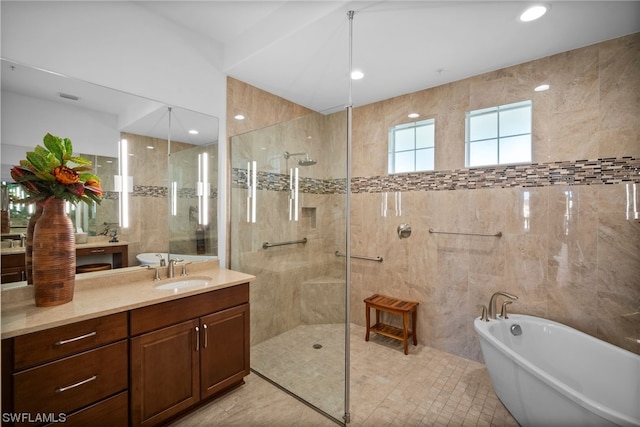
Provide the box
[167,258,183,278]
[488,291,518,319]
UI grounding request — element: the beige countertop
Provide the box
[1,240,129,255]
[1,260,255,339]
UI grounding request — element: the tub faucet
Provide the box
[500,301,512,319]
[488,291,518,319]
[480,305,489,322]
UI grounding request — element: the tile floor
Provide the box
[172,324,518,426]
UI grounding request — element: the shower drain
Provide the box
[312,343,323,349]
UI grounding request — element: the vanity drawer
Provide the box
[13,312,128,370]
[130,282,249,336]
[1,253,25,268]
[54,391,128,427]
[13,340,127,416]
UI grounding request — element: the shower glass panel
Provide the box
[230,110,349,423]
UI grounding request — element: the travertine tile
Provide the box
[174,324,518,426]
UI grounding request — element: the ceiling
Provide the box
[1,59,220,146]
[137,1,640,114]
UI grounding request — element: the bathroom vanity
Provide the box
[1,260,254,426]
[0,241,129,283]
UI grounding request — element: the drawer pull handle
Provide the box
[195,326,200,351]
[55,331,97,346]
[55,375,97,393]
[203,324,208,348]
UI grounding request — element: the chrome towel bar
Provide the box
[262,238,307,249]
[335,251,383,263]
[428,228,502,237]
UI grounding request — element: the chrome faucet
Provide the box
[167,258,183,278]
[146,265,161,281]
[488,291,518,319]
[480,305,489,322]
[501,301,512,319]
[156,254,166,267]
[181,262,192,277]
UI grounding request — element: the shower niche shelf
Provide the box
[301,207,316,229]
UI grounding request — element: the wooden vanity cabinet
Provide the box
[129,283,250,427]
[2,312,129,426]
[1,253,26,283]
[1,283,250,427]
[76,244,128,268]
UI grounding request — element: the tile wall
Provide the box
[227,33,640,361]
[117,133,204,265]
[349,33,640,361]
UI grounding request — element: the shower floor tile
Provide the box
[171,323,518,426]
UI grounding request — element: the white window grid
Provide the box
[388,118,435,174]
[465,100,532,168]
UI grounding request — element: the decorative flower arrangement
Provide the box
[10,133,103,205]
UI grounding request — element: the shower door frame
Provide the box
[227,110,351,425]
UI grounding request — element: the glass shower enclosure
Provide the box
[230,110,349,423]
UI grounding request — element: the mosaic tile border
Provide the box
[123,186,218,199]
[353,156,640,193]
[232,156,639,194]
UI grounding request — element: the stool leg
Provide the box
[403,313,409,355]
[412,310,418,346]
[365,304,370,341]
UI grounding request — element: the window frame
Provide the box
[465,100,532,168]
[388,118,436,174]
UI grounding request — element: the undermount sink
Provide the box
[154,277,211,290]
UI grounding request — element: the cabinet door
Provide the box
[200,303,250,400]
[130,319,200,427]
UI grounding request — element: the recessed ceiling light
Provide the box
[520,4,549,22]
[350,70,364,80]
[234,114,245,120]
[146,146,154,150]
[188,129,199,135]
[534,84,550,92]
[408,113,420,119]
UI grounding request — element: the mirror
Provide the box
[1,59,219,284]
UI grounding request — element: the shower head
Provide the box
[297,158,317,166]
[283,151,317,166]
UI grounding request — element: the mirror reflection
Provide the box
[1,59,219,284]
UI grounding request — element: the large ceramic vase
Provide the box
[32,199,76,306]
[25,204,44,285]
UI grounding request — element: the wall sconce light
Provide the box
[246,160,257,223]
[114,138,132,228]
[197,153,210,226]
[171,181,178,217]
[289,167,299,221]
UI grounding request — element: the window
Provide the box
[465,100,532,167]
[388,119,435,174]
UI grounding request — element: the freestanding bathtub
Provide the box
[474,314,640,427]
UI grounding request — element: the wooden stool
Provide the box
[364,294,419,355]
